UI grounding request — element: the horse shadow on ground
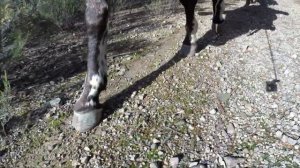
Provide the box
[101,0,288,120]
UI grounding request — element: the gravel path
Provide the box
[1,0,299,167]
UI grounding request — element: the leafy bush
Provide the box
[0,71,12,135]
[0,0,85,60]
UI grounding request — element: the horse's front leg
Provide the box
[212,0,225,34]
[179,0,198,56]
[73,0,109,132]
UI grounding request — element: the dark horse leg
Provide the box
[73,0,109,132]
[245,0,256,6]
[212,0,225,34]
[179,0,198,56]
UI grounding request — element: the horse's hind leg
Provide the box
[245,0,256,6]
[73,0,109,132]
[179,0,198,56]
[212,0,225,34]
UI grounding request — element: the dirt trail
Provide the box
[1,0,300,167]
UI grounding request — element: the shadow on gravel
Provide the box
[101,0,288,119]
[196,0,288,51]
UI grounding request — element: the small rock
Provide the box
[270,103,278,109]
[275,130,283,138]
[49,98,61,107]
[170,157,180,168]
[138,94,146,100]
[188,125,194,130]
[209,109,217,115]
[216,61,222,67]
[72,160,80,167]
[226,123,235,135]
[117,67,126,76]
[291,54,297,59]
[84,146,91,152]
[152,138,160,144]
[150,162,159,168]
[80,156,89,164]
[288,112,296,119]
[58,133,64,141]
[218,93,230,103]
[281,135,295,145]
[295,84,300,92]
[119,108,125,113]
[158,151,164,156]
[189,162,198,167]
[129,155,136,161]
[223,156,245,168]
[45,113,51,119]
[47,143,57,151]
[131,91,137,98]
[200,116,205,122]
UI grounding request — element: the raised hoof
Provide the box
[72,108,102,132]
[180,44,197,57]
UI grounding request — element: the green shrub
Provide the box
[0,71,12,135]
[0,0,85,59]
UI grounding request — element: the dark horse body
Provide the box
[72,0,255,132]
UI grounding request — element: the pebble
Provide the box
[49,98,61,107]
[189,162,198,167]
[84,146,91,152]
[275,130,283,138]
[288,112,296,119]
[80,156,89,164]
[72,160,80,167]
[282,135,298,145]
[170,157,180,168]
[152,138,160,144]
[158,151,164,156]
[150,162,159,168]
[129,155,136,161]
[209,109,217,115]
[226,123,235,135]
[291,54,297,59]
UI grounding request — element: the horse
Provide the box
[72,0,256,132]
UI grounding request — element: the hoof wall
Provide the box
[72,109,102,132]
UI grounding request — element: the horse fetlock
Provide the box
[212,23,223,35]
[88,74,101,97]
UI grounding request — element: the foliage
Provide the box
[0,71,12,135]
[0,0,85,59]
[0,0,179,60]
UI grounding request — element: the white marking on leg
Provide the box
[220,0,225,21]
[191,19,198,44]
[214,0,225,22]
[88,74,102,97]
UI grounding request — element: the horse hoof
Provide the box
[180,44,197,57]
[72,108,102,132]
